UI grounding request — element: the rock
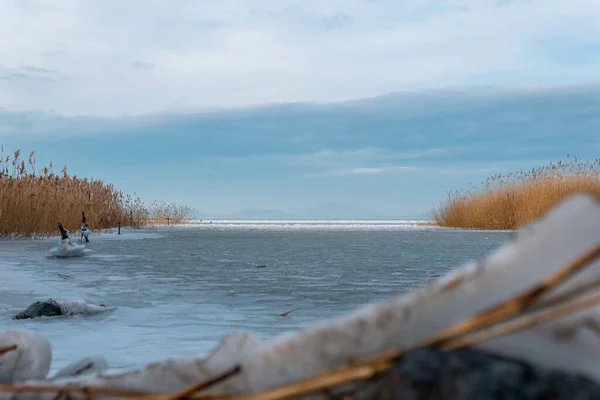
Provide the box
[14,299,112,320]
[355,347,600,400]
[15,301,62,320]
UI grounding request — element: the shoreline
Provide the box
[0,226,130,241]
[0,219,518,240]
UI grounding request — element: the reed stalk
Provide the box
[432,155,600,229]
[0,147,191,238]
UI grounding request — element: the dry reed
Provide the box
[432,155,600,229]
[0,147,191,238]
[146,200,193,225]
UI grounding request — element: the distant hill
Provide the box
[212,208,299,220]
[197,203,426,220]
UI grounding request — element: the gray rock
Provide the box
[15,301,62,320]
[352,347,600,399]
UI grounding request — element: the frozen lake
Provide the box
[0,220,510,375]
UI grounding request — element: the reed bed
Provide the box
[432,156,600,229]
[146,200,193,225]
[0,148,191,238]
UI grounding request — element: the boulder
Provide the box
[15,301,62,320]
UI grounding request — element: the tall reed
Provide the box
[0,147,190,238]
[147,200,193,225]
[432,156,600,230]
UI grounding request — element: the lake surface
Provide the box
[0,220,510,375]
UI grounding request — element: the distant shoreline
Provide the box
[0,219,519,241]
[182,218,431,223]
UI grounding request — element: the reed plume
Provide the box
[432,155,600,229]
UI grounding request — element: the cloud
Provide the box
[132,61,155,70]
[352,166,415,174]
[292,145,487,172]
[336,166,417,176]
[0,65,64,82]
[302,165,419,179]
[322,13,352,30]
[312,159,556,179]
[0,82,597,217]
[437,167,509,175]
[0,0,599,115]
[41,50,67,57]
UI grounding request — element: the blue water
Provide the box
[0,220,509,374]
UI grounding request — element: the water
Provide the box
[0,220,510,375]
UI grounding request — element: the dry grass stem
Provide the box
[232,350,399,400]
[530,275,600,311]
[0,344,17,355]
[279,308,299,317]
[442,288,600,351]
[164,365,241,400]
[433,156,600,229]
[420,242,600,347]
[0,384,149,396]
[133,393,229,400]
[185,394,229,400]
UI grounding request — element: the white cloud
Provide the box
[302,156,564,179]
[348,166,416,174]
[307,165,418,178]
[292,145,485,168]
[0,0,599,116]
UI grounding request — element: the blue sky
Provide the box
[1,1,600,218]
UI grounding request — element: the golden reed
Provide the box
[432,156,600,230]
[0,148,191,238]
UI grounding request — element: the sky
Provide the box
[1,0,600,218]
